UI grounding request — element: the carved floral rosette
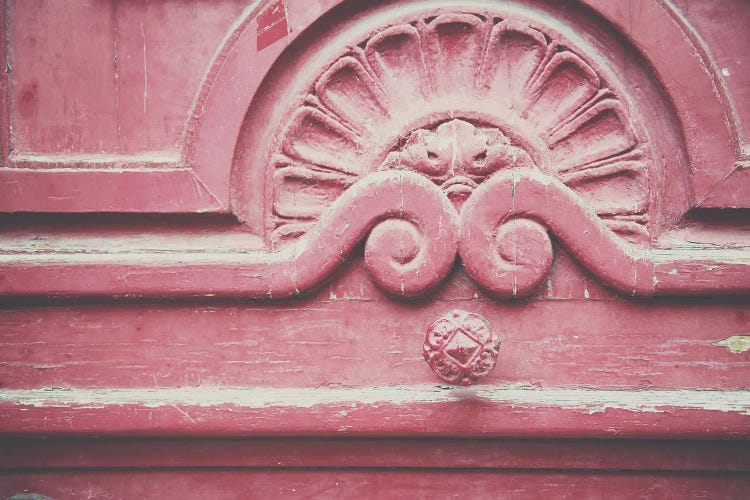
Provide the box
[267,11,652,249]
[423,310,501,386]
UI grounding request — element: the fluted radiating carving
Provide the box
[269,12,650,249]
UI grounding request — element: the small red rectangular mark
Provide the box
[257,1,289,51]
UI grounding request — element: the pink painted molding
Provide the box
[1,386,749,438]
[3,438,750,472]
[0,164,223,213]
[1,168,748,298]
[0,0,301,214]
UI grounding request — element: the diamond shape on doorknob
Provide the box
[422,310,501,386]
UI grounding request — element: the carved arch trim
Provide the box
[183,0,744,218]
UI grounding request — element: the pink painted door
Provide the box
[1,0,750,497]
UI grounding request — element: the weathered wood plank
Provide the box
[1,299,748,390]
[2,437,749,471]
[2,469,750,499]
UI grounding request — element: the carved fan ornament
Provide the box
[269,13,650,249]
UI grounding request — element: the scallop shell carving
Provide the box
[269,13,651,248]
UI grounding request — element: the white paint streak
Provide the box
[2,386,749,414]
[3,243,748,267]
[653,248,750,265]
[282,0,291,46]
[10,151,181,165]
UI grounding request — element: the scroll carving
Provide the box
[459,169,654,298]
[255,166,732,300]
[263,168,743,300]
[249,171,459,298]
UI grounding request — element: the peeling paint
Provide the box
[713,335,750,354]
[2,386,749,415]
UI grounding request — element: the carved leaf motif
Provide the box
[272,220,317,247]
[548,99,637,170]
[365,24,429,106]
[558,155,646,184]
[273,165,354,219]
[524,51,600,133]
[571,171,648,217]
[424,14,484,96]
[315,56,389,135]
[281,107,363,174]
[481,21,547,110]
[558,150,650,242]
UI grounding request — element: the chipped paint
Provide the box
[10,151,181,165]
[653,248,750,264]
[256,0,289,51]
[714,336,750,354]
[2,386,749,415]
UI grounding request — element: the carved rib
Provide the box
[315,56,390,135]
[365,24,430,104]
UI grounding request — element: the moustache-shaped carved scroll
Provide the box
[2,170,748,298]
[283,170,459,298]
[287,167,747,300]
[285,167,656,300]
[0,171,461,299]
[459,169,655,298]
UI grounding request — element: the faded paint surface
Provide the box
[1,0,749,495]
[3,386,750,414]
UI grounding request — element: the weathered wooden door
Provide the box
[2,0,750,497]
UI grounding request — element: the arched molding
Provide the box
[183,0,744,220]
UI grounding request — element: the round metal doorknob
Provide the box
[422,310,501,386]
